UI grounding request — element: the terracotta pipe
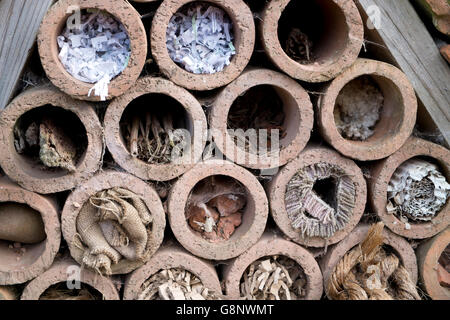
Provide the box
[0,86,104,194]
[317,59,417,161]
[168,160,268,260]
[209,68,314,170]
[369,137,450,239]
[123,244,222,300]
[38,0,147,101]
[0,177,60,285]
[223,231,323,300]
[267,145,367,248]
[151,0,255,90]
[104,76,208,182]
[61,170,166,275]
[21,259,120,300]
[260,0,363,83]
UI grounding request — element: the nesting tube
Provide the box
[320,224,419,300]
[61,171,166,275]
[0,178,60,285]
[261,0,363,82]
[223,231,323,300]
[21,259,120,300]
[267,145,367,248]
[0,86,104,194]
[416,228,450,300]
[168,160,268,260]
[318,59,417,161]
[104,77,208,182]
[151,0,255,90]
[38,0,147,101]
[209,68,314,170]
[369,137,450,239]
[124,244,222,300]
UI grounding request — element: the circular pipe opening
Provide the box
[185,175,248,243]
[13,106,88,178]
[38,0,147,100]
[119,93,192,165]
[278,0,348,66]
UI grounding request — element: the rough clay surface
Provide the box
[319,224,418,299]
[369,137,450,239]
[319,59,418,161]
[104,77,207,182]
[124,245,222,300]
[223,232,323,300]
[416,228,450,300]
[0,86,104,194]
[261,0,363,82]
[267,145,367,248]
[209,68,314,170]
[21,259,119,300]
[168,160,268,260]
[0,178,60,285]
[61,171,166,275]
[151,0,255,90]
[38,0,147,101]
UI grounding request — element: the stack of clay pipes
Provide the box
[0,0,448,301]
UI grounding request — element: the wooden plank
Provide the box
[356,0,450,146]
[0,0,53,110]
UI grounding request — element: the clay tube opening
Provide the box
[13,106,88,178]
[120,93,192,165]
[38,0,147,101]
[166,1,237,75]
[227,84,300,153]
[278,0,348,66]
[185,175,250,243]
[39,282,104,300]
[239,255,308,300]
[0,203,46,275]
[333,75,404,143]
[387,156,450,225]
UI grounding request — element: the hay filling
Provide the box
[387,158,450,223]
[186,176,246,242]
[285,162,356,238]
[120,94,189,165]
[138,268,218,300]
[227,85,286,155]
[240,256,307,300]
[328,223,421,300]
[334,76,383,141]
[74,187,153,275]
[13,106,87,173]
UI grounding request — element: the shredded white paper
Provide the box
[57,10,131,100]
[387,158,450,221]
[166,3,236,74]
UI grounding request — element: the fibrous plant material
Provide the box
[166,2,236,74]
[57,9,131,100]
[122,112,186,165]
[285,162,356,238]
[334,76,383,141]
[240,256,307,300]
[138,268,218,300]
[227,85,286,154]
[387,158,450,222]
[284,28,314,64]
[14,117,77,172]
[186,176,246,242]
[328,222,421,300]
[75,187,153,275]
[39,283,103,300]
